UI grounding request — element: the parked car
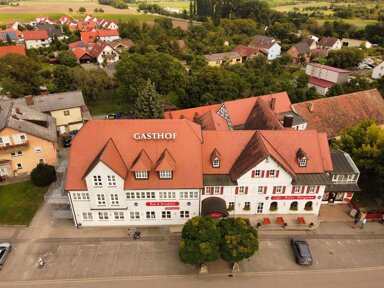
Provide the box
[291,238,313,265]
[105,113,121,119]
[0,243,12,270]
[63,135,72,148]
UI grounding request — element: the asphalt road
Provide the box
[0,267,383,288]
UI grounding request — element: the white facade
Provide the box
[25,39,50,49]
[69,162,200,227]
[372,62,384,79]
[104,22,118,30]
[99,35,120,42]
[305,65,349,84]
[307,83,329,96]
[95,45,120,64]
[266,43,281,60]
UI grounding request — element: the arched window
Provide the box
[290,201,298,211]
[269,201,278,211]
[304,201,313,211]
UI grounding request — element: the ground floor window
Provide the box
[146,211,156,219]
[114,212,124,220]
[162,211,171,219]
[228,202,235,211]
[304,201,313,211]
[130,211,140,220]
[244,202,250,211]
[335,192,344,201]
[98,212,109,220]
[180,211,190,218]
[257,202,264,214]
[270,202,278,211]
[290,201,298,211]
[82,212,93,221]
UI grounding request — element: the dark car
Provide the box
[63,136,72,148]
[291,238,313,265]
[0,243,12,270]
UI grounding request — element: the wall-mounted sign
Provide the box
[209,212,223,218]
[146,201,179,206]
[271,196,316,200]
[134,133,177,140]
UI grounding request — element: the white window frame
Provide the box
[82,212,93,221]
[255,170,261,177]
[238,186,245,195]
[93,175,102,187]
[135,171,148,179]
[159,170,172,179]
[98,212,109,220]
[162,211,171,219]
[269,170,276,177]
[107,175,116,187]
[275,186,282,194]
[130,211,140,220]
[309,185,316,194]
[146,211,156,219]
[35,146,42,153]
[114,211,124,220]
[213,186,221,195]
[180,211,190,218]
[257,186,264,194]
[16,163,23,170]
[244,202,250,209]
[110,194,119,205]
[299,158,307,167]
[159,191,176,199]
[228,202,235,209]
[97,194,106,205]
[11,151,23,157]
[212,158,220,168]
[293,186,301,194]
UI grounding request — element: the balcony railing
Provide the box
[0,141,29,153]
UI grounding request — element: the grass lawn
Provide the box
[71,13,159,22]
[0,181,49,225]
[0,13,63,23]
[87,97,133,116]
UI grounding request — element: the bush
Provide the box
[31,163,57,187]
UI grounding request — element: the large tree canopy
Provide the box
[0,54,42,97]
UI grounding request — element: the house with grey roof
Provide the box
[287,42,311,64]
[204,52,242,67]
[1,91,89,135]
[0,102,57,178]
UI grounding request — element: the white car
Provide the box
[0,243,12,270]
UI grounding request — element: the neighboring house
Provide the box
[108,39,134,53]
[248,35,281,60]
[102,20,119,30]
[371,62,384,79]
[232,45,264,63]
[0,45,26,58]
[59,16,72,26]
[305,63,350,95]
[0,29,23,44]
[204,52,242,66]
[81,29,120,43]
[0,102,57,178]
[71,48,95,63]
[341,38,372,49]
[1,91,88,135]
[324,148,360,204]
[317,37,342,50]
[292,89,384,138]
[65,119,333,227]
[90,40,120,64]
[287,42,311,64]
[36,23,65,40]
[22,30,50,49]
[68,41,95,51]
[165,92,307,131]
[80,31,98,43]
[35,16,55,25]
[302,38,317,49]
[10,22,24,31]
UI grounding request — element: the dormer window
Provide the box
[135,171,148,179]
[159,170,172,179]
[299,158,307,167]
[296,148,308,167]
[212,158,220,168]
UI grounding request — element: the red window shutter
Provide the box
[291,186,295,194]
[266,170,270,178]
[306,186,310,194]
[263,186,267,194]
[316,186,320,193]
[245,187,248,194]
[220,186,224,195]
[276,170,280,177]
[251,170,255,178]
[273,186,276,194]
[202,187,205,195]
[261,170,265,177]
[210,187,214,195]
[282,186,286,194]
[301,186,305,194]
[235,187,239,195]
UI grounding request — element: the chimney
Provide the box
[271,97,276,110]
[283,115,294,127]
[309,103,314,113]
[25,95,34,106]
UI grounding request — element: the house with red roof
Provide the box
[287,42,311,64]
[305,63,350,95]
[232,45,264,63]
[0,29,24,44]
[317,37,342,50]
[22,30,50,49]
[71,48,95,63]
[102,20,119,30]
[248,35,281,60]
[89,40,120,64]
[0,45,26,58]
[65,118,345,227]
[80,29,120,43]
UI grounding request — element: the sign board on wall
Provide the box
[209,213,223,218]
[146,202,179,206]
[271,196,316,200]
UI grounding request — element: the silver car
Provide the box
[0,243,12,270]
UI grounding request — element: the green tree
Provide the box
[79,7,86,13]
[115,52,187,102]
[0,54,42,97]
[69,7,73,12]
[326,48,365,69]
[133,79,164,119]
[57,50,78,67]
[217,218,259,263]
[31,163,57,187]
[179,216,221,267]
[53,65,76,92]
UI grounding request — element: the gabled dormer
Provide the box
[210,148,221,168]
[154,149,176,179]
[296,148,308,167]
[131,149,152,179]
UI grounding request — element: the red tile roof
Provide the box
[154,149,176,171]
[308,77,334,88]
[65,119,204,191]
[244,97,284,130]
[197,110,231,131]
[71,47,93,59]
[307,63,350,73]
[22,30,48,40]
[98,29,119,37]
[292,89,384,138]
[80,31,98,42]
[0,45,26,58]
[232,45,260,58]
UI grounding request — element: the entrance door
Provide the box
[256,202,264,214]
[328,192,336,203]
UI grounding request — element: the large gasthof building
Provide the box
[64,118,360,227]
